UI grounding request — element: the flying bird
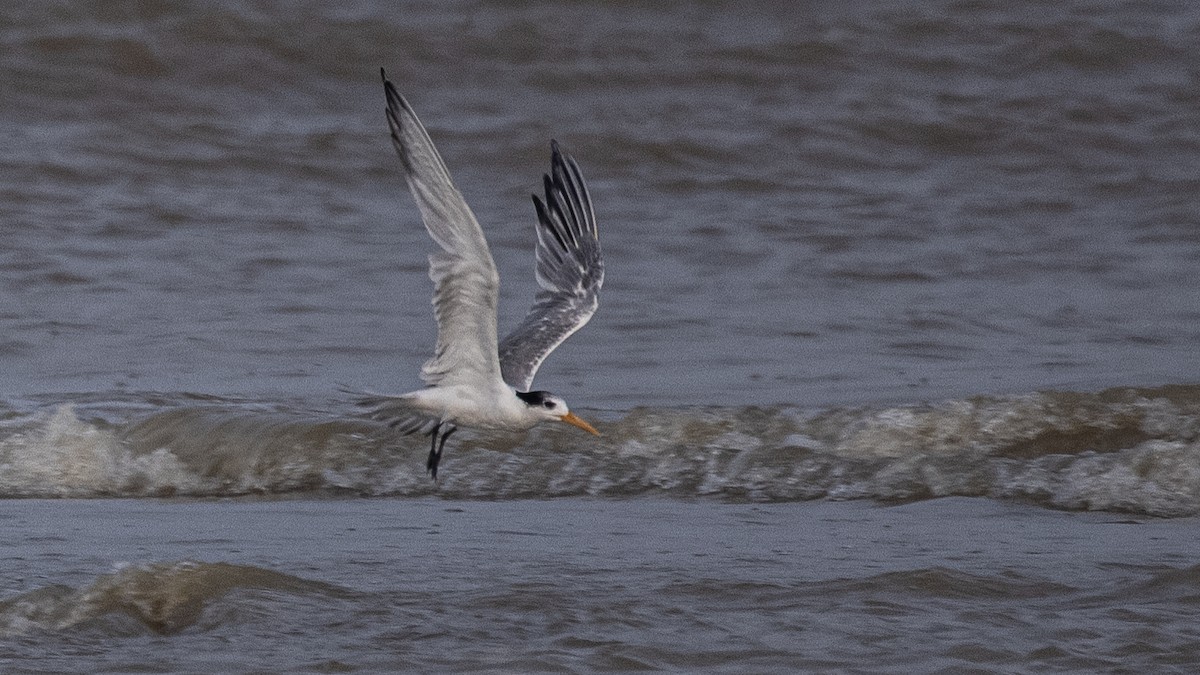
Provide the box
[356,69,604,478]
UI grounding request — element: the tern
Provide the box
[354,69,603,478]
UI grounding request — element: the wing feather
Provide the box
[381,69,502,389]
[498,141,604,391]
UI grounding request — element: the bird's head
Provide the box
[515,390,600,435]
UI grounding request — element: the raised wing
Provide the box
[498,141,604,391]
[382,69,502,388]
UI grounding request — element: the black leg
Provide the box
[427,427,440,478]
[437,426,456,457]
[427,424,456,480]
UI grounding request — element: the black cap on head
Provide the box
[515,390,557,409]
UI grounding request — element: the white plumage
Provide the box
[355,69,604,478]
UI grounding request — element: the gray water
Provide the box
[4,498,1200,673]
[2,0,1200,671]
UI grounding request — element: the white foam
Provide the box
[0,389,1196,515]
[0,406,197,497]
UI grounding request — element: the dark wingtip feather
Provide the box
[544,173,580,247]
[380,68,406,113]
[381,68,395,100]
[532,193,569,252]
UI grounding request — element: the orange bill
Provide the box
[560,412,600,436]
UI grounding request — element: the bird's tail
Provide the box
[339,387,441,436]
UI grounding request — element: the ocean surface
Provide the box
[2,0,1199,672]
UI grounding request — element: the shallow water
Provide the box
[2,0,1198,408]
[2,0,1200,671]
[3,498,1200,673]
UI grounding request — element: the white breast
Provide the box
[407,383,539,431]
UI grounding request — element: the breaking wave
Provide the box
[0,560,349,637]
[1,384,1198,516]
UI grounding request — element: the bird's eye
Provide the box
[543,401,556,409]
